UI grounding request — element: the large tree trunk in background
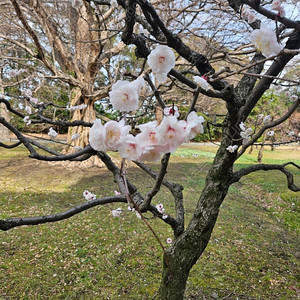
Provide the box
[0,73,10,139]
[158,137,234,299]
[64,3,101,153]
[64,88,95,153]
[0,103,10,139]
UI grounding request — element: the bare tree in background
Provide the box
[1,0,299,299]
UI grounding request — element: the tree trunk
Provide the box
[64,88,95,153]
[0,103,10,139]
[0,72,10,139]
[158,138,234,299]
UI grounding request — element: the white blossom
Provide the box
[271,0,281,10]
[162,214,168,220]
[48,127,58,139]
[166,238,173,244]
[226,145,238,153]
[109,80,139,112]
[164,106,180,118]
[239,122,247,131]
[193,76,210,91]
[290,94,298,101]
[83,190,97,201]
[89,119,105,151]
[25,105,32,115]
[147,45,175,83]
[267,131,275,137]
[23,116,31,125]
[284,91,291,97]
[156,203,165,214]
[250,25,283,57]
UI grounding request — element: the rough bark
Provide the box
[0,71,10,139]
[64,88,95,153]
[158,129,236,299]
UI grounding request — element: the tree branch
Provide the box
[231,162,300,192]
[241,0,300,32]
[0,195,127,231]
[241,30,300,119]
[141,153,170,210]
[134,160,184,236]
[238,98,300,158]
[0,141,22,148]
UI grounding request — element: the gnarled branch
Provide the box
[0,195,127,231]
[231,162,300,192]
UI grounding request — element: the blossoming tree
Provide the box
[1,0,300,299]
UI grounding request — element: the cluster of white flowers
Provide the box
[193,76,211,91]
[156,203,168,219]
[48,127,58,139]
[147,45,175,83]
[23,116,31,125]
[271,0,285,17]
[240,122,253,145]
[89,111,204,162]
[67,104,87,111]
[250,25,283,57]
[226,145,238,153]
[241,5,257,23]
[8,68,26,78]
[83,190,97,201]
[267,131,275,137]
[109,77,145,112]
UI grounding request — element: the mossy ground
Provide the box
[0,144,299,299]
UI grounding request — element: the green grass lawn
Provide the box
[0,144,299,299]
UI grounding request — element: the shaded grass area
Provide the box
[0,144,299,299]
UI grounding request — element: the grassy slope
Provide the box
[0,145,299,299]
